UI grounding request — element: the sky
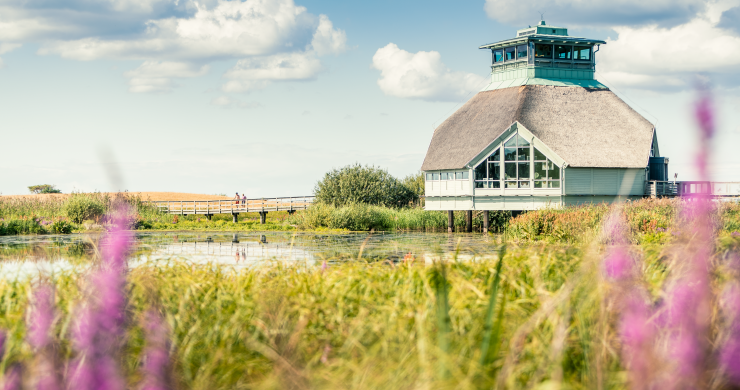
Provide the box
[1,0,740,196]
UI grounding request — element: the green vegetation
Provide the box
[27,184,61,194]
[314,164,417,207]
[286,202,511,232]
[0,245,605,389]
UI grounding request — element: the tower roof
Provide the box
[420,85,654,171]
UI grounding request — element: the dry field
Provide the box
[0,192,232,201]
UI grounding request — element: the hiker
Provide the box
[242,193,246,206]
[234,192,240,208]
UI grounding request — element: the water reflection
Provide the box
[0,232,503,277]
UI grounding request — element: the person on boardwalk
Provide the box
[234,192,240,209]
[242,193,246,206]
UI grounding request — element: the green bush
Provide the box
[50,220,74,234]
[63,194,106,224]
[0,219,45,235]
[315,164,416,208]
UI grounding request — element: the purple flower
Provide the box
[3,365,21,390]
[68,204,132,390]
[141,310,173,390]
[28,286,55,349]
[720,285,740,383]
[732,231,740,237]
[604,245,631,280]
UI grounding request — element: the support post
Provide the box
[483,210,490,233]
[232,213,239,223]
[259,211,267,224]
[287,210,296,215]
[447,210,454,233]
[466,210,473,233]
[206,214,212,221]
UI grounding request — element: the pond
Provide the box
[0,231,504,277]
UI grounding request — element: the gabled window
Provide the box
[473,131,561,190]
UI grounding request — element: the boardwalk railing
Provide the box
[151,196,315,216]
[646,181,740,198]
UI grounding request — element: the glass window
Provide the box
[505,46,516,61]
[455,172,463,180]
[518,162,530,179]
[432,173,439,180]
[574,46,591,61]
[516,134,530,146]
[441,172,448,180]
[534,181,546,188]
[518,147,530,161]
[506,181,517,189]
[516,44,527,59]
[555,45,572,60]
[549,181,560,188]
[534,148,547,161]
[475,164,486,180]
[548,165,560,180]
[535,44,552,58]
[490,181,501,189]
[475,181,485,188]
[488,149,500,162]
[534,162,546,179]
[505,163,516,179]
[462,171,469,179]
[504,148,517,161]
[504,136,517,147]
[488,162,500,180]
[426,173,432,180]
[519,181,531,189]
[493,49,504,63]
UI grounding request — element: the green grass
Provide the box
[0,244,622,390]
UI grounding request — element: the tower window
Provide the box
[493,49,503,63]
[516,44,527,59]
[505,46,516,61]
[535,44,552,58]
[555,45,572,60]
[574,46,591,61]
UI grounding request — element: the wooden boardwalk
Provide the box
[151,196,314,222]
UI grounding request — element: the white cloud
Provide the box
[222,51,323,92]
[371,43,486,102]
[0,0,346,91]
[311,14,347,56]
[597,1,740,90]
[210,96,262,109]
[484,0,707,28]
[124,61,209,93]
[0,42,20,68]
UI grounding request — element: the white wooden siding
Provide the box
[564,168,645,196]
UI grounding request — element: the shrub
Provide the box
[50,220,73,234]
[402,172,425,206]
[314,164,416,208]
[63,194,106,224]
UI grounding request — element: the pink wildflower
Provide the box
[140,310,173,390]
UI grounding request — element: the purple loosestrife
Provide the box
[603,210,656,388]
[141,310,173,390]
[28,285,61,390]
[2,366,21,390]
[69,206,132,390]
[720,284,740,384]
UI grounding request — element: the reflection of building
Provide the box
[421,21,667,216]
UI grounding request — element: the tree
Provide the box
[28,184,62,194]
[402,172,425,206]
[314,164,416,208]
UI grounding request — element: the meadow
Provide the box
[1,197,740,389]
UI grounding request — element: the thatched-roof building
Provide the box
[421,21,668,224]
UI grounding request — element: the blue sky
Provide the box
[1,0,739,196]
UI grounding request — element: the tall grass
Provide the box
[287,203,511,232]
[0,243,627,389]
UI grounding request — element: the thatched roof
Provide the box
[420,85,655,171]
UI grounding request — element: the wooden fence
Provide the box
[151,196,314,215]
